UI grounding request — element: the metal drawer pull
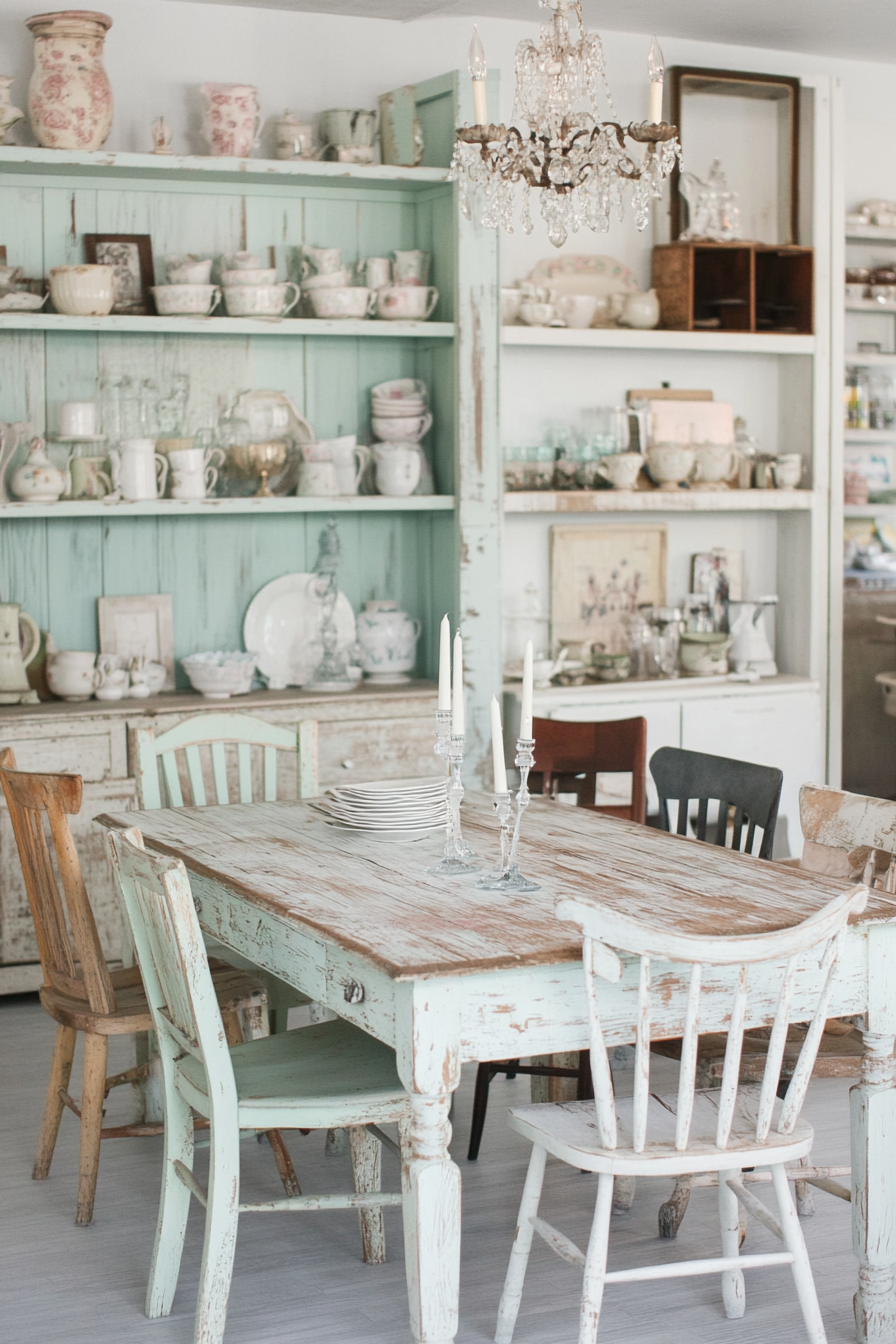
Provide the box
[343,980,365,1005]
[341,759,354,770]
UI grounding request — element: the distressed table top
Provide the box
[97,794,892,982]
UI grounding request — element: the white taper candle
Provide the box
[520,639,533,740]
[452,631,465,736]
[490,695,508,793]
[438,614,451,712]
[648,35,664,124]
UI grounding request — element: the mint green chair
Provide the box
[134,712,318,1033]
[108,827,409,1344]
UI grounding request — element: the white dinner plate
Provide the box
[243,573,356,689]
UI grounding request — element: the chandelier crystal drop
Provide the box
[449,0,682,248]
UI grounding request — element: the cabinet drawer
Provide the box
[317,715,437,787]
[0,721,127,781]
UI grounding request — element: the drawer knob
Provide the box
[343,979,365,1005]
[341,759,354,771]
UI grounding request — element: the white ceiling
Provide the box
[176,0,896,65]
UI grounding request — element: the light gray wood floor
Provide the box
[0,993,859,1344]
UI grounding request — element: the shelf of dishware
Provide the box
[502,489,816,514]
[0,145,450,192]
[845,299,896,315]
[0,495,455,519]
[844,428,896,442]
[500,326,816,355]
[0,313,455,339]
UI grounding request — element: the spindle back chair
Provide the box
[495,885,867,1344]
[651,745,782,859]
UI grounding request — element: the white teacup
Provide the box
[223,282,300,317]
[371,410,432,442]
[303,436,371,494]
[59,400,97,438]
[375,285,438,321]
[49,265,114,317]
[595,452,644,490]
[166,255,213,285]
[357,256,392,289]
[692,443,738,489]
[223,251,262,271]
[374,444,421,497]
[773,453,803,489]
[646,442,697,491]
[168,446,223,499]
[300,245,343,277]
[302,268,351,291]
[152,283,221,316]
[220,268,277,287]
[553,293,599,329]
[519,300,556,327]
[298,459,339,497]
[308,286,376,320]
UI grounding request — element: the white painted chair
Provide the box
[494,885,868,1344]
[107,826,410,1344]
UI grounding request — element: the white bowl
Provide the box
[302,269,351,291]
[182,651,256,699]
[369,399,426,417]
[221,268,277,287]
[224,283,300,317]
[371,378,428,403]
[49,265,114,317]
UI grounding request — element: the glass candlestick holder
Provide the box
[476,737,540,892]
[427,718,480,876]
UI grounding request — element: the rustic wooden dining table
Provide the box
[98,793,896,1344]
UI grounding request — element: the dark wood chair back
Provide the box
[650,745,783,860]
[0,746,115,1014]
[531,716,647,824]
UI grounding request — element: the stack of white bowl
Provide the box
[221,251,300,319]
[370,378,433,497]
[152,255,220,317]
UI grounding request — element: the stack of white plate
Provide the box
[315,776,447,836]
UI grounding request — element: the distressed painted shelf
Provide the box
[844,428,896,441]
[844,504,896,517]
[501,326,816,354]
[503,489,816,514]
[845,299,896,315]
[0,313,455,338]
[0,495,455,518]
[846,225,896,243]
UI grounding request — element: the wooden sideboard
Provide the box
[0,682,438,993]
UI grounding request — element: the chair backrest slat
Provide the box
[651,746,783,860]
[134,713,319,811]
[559,884,867,1157]
[0,751,115,1014]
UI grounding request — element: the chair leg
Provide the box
[75,1033,108,1226]
[659,1176,692,1239]
[718,1167,746,1319]
[467,1062,494,1161]
[266,1131,301,1197]
[195,1118,241,1344]
[495,1143,547,1344]
[33,1022,76,1180]
[577,1172,614,1344]
[771,1163,828,1343]
[349,1125,385,1265]
[146,1079,195,1319]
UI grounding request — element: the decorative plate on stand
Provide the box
[243,573,356,689]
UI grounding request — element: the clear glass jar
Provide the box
[845,368,871,429]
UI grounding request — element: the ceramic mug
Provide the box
[692,443,738,487]
[773,453,803,489]
[59,401,97,438]
[374,444,421,497]
[298,459,339,497]
[168,446,223,499]
[553,293,599,329]
[166,255,213,285]
[49,264,114,317]
[68,454,112,499]
[646,442,697,491]
[392,249,430,286]
[274,113,314,160]
[595,452,644,490]
[375,285,438,321]
[304,436,371,494]
[223,283,300,317]
[109,439,169,501]
[371,410,432,442]
[308,286,376,320]
[152,284,221,316]
[299,245,343,277]
[357,256,392,289]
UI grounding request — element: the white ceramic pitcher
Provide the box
[109,439,169,501]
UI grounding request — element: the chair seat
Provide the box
[176,1018,411,1130]
[40,960,266,1036]
[508,1087,814,1177]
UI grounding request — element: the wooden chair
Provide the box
[134,712,318,1034]
[0,748,297,1225]
[651,745,783,858]
[466,716,647,1162]
[107,826,409,1344]
[494,884,867,1344]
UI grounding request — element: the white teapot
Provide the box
[9,437,67,502]
[356,601,421,684]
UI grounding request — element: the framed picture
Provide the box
[98,594,174,689]
[691,549,744,630]
[550,524,667,654]
[84,233,155,314]
[668,67,800,245]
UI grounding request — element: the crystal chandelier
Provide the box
[450,0,681,248]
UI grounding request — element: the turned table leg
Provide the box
[399,1092,461,1344]
[852,1030,896,1342]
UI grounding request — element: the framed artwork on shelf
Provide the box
[98,594,174,689]
[84,233,155,314]
[691,549,744,629]
[550,524,667,655]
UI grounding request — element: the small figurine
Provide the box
[151,116,173,155]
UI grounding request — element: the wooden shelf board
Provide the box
[0,145,450,192]
[0,313,455,338]
[503,490,815,514]
[0,495,455,519]
[501,326,815,354]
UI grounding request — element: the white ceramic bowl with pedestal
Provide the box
[182,651,256,698]
[646,442,697,491]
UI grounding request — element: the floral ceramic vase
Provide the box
[200,83,261,158]
[0,77,25,143]
[25,10,113,152]
[356,600,421,684]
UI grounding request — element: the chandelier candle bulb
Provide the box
[452,631,465,737]
[490,695,508,794]
[469,25,488,125]
[648,35,665,124]
[438,614,451,712]
[520,640,534,740]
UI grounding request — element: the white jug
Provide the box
[109,439,168,501]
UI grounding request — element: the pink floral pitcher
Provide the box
[200,83,261,158]
[25,10,113,152]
